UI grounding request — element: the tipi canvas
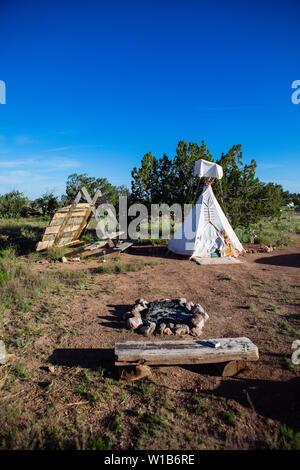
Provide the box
[167,160,243,258]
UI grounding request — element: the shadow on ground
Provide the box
[201,376,300,430]
[99,303,133,329]
[49,348,114,370]
[255,254,300,268]
[0,224,45,254]
[128,245,183,260]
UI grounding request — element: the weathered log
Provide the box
[115,337,259,366]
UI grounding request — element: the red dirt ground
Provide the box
[1,237,300,449]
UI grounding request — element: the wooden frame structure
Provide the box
[36,186,118,251]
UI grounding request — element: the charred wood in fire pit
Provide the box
[125,298,209,336]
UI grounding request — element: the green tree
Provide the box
[131,141,213,208]
[131,140,286,228]
[62,173,130,214]
[0,190,28,218]
[35,192,60,217]
[131,153,160,206]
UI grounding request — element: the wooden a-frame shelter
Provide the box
[36,186,118,251]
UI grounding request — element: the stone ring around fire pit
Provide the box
[122,298,209,337]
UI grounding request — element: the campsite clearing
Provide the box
[0,234,299,450]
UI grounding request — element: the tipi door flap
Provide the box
[194,222,224,257]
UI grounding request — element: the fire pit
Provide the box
[123,298,209,337]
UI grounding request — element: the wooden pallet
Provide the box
[115,337,259,366]
[36,186,119,252]
[36,203,92,251]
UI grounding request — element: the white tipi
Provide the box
[167,159,243,258]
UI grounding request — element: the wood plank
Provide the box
[57,236,75,246]
[36,240,54,251]
[44,224,82,236]
[44,225,60,235]
[72,207,92,241]
[58,203,90,213]
[115,338,259,366]
[43,234,56,242]
[50,216,88,227]
[81,244,110,258]
[53,210,89,219]
[83,241,108,251]
[115,241,133,252]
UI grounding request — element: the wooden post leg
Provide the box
[218,360,250,377]
[118,365,152,382]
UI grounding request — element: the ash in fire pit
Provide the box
[123,298,209,337]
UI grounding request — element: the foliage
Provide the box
[131,141,294,228]
[131,141,213,206]
[34,191,60,216]
[0,190,29,218]
[235,209,299,246]
[62,173,129,207]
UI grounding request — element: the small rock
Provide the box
[122,311,132,321]
[157,322,166,334]
[126,316,143,330]
[140,322,156,335]
[168,322,175,329]
[131,306,145,316]
[192,304,206,315]
[45,365,55,374]
[72,257,81,261]
[185,301,194,311]
[135,299,149,309]
[190,326,203,337]
[260,245,273,253]
[174,324,190,336]
[61,256,68,263]
[164,327,173,335]
[202,311,209,321]
[190,314,205,329]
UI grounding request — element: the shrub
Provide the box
[0,191,28,218]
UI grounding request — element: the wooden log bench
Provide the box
[115,337,259,379]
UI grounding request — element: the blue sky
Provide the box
[0,0,299,199]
